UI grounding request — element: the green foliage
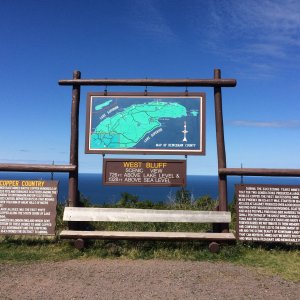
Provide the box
[194,195,217,211]
[78,193,93,207]
[229,194,237,230]
[117,192,139,207]
[56,203,66,231]
[174,187,192,208]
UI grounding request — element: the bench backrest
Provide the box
[63,207,231,223]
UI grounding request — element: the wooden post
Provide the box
[214,69,229,233]
[68,70,81,207]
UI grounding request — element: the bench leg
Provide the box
[213,223,229,233]
[74,238,85,250]
[208,242,220,253]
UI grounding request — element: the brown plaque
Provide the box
[103,159,186,187]
[236,184,300,243]
[0,180,58,236]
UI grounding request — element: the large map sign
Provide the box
[85,92,206,155]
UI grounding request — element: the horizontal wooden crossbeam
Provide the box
[60,230,236,241]
[219,167,300,177]
[58,78,237,87]
[0,163,76,172]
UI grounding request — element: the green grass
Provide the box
[0,237,82,262]
[1,195,299,282]
[229,244,300,281]
[0,237,299,282]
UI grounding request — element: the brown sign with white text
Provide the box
[0,180,58,235]
[236,184,300,243]
[103,159,186,187]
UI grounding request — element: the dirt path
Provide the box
[0,259,299,299]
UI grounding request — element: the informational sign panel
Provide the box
[103,159,186,187]
[86,92,206,155]
[236,184,300,243]
[0,180,58,235]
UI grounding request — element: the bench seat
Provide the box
[62,207,231,223]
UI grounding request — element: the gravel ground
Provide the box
[0,259,299,300]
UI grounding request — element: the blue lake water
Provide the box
[1,172,300,205]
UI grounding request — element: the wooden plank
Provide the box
[63,207,231,223]
[60,230,236,241]
[0,163,76,172]
[58,78,237,87]
[219,167,300,177]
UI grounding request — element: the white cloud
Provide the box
[229,120,300,128]
[127,0,176,41]
[203,0,300,77]
[242,43,287,59]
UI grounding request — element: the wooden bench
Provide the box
[60,207,235,251]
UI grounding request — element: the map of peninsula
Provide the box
[95,100,112,111]
[91,101,187,149]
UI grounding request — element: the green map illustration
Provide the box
[87,96,203,152]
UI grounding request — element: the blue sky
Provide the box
[0,0,300,175]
